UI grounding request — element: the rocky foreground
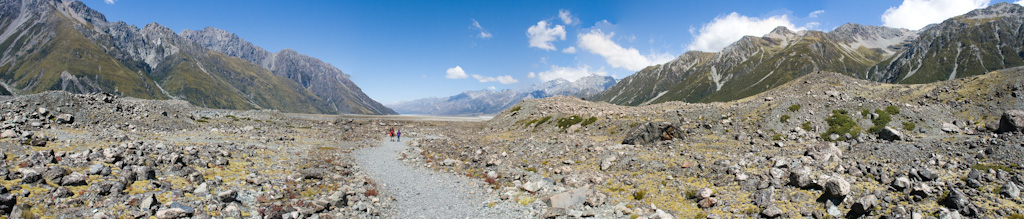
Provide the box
[0,92,406,218]
[404,68,1024,218]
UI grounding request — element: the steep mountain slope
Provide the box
[0,0,166,99]
[597,25,915,105]
[869,2,1024,83]
[599,3,1024,107]
[388,75,615,115]
[0,0,393,115]
[181,27,396,115]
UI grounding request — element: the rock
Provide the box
[441,159,459,166]
[698,197,718,208]
[88,181,124,196]
[155,208,190,219]
[878,126,904,141]
[42,166,68,185]
[168,202,195,215]
[941,123,959,133]
[194,182,209,195]
[761,205,783,218]
[892,176,911,190]
[911,182,933,198]
[698,187,714,199]
[545,185,590,209]
[1002,181,1020,200]
[60,172,87,186]
[918,168,939,181]
[92,212,112,219]
[135,166,156,180]
[736,173,748,181]
[0,193,13,214]
[55,114,74,124]
[487,171,498,179]
[769,168,786,179]
[943,188,977,216]
[998,110,1024,133]
[20,169,41,184]
[600,156,616,171]
[0,130,15,138]
[622,122,682,145]
[88,163,104,175]
[804,143,842,163]
[753,188,774,207]
[522,181,545,193]
[650,209,675,219]
[851,195,877,215]
[29,138,47,146]
[217,190,237,203]
[52,187,73,198]
[823,177,850,198]
[140,193,159,210]
[223,204,241,218]
[789,167,814,189]
[328,190,348,208]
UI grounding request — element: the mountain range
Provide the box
[597,2,1024,106]
[387,75,615,116]
[0,0,395,114]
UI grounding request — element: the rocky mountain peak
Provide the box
[959,2,1024,20]
[828,23,916,53]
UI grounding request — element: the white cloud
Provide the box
[687,12,801,52]
[562,46,577,54]
[1018,0,1024,6]
[471,19,492,39]
[104,0,116,4]
[805,22,821,29]
[445,66,469,79]
[559,9,578,25]
[527,72,537,78]
[533,65,608,82]
[578,29,675,71]
[527,20,566,51]
[881,0,989,30]
[808,10,825,18]
[488,86,496,90]
[472,74,519,84]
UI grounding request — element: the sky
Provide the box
[84,0,1023,104]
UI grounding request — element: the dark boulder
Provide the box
[622,122,682,145]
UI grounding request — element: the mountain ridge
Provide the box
[388,75,615,116]
[597,3,1024,107]
[0,0,394,115]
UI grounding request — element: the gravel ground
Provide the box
[355,137,532,218]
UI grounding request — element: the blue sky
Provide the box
[85,0,1021,104]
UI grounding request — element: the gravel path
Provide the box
[355,138,531,218]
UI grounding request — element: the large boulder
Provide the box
[544,185,591,210]
[998,110,1024,134]
[823,177,851,198]
[805,143,842,163]
[877,126,904,141]
[943,187,979,217]
[622,122,682,145]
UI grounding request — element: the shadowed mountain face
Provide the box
[0,0,395,115]
[181,28,396,115]
[598,3,1024,106]
[387,75,616,116]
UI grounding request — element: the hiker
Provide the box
[389,127,396,142]
[397,129,402,141]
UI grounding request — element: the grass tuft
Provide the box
[788,104,801,112]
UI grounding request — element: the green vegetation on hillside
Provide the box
[821,110,861,141]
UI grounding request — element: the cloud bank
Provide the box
[881,0,989,30]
